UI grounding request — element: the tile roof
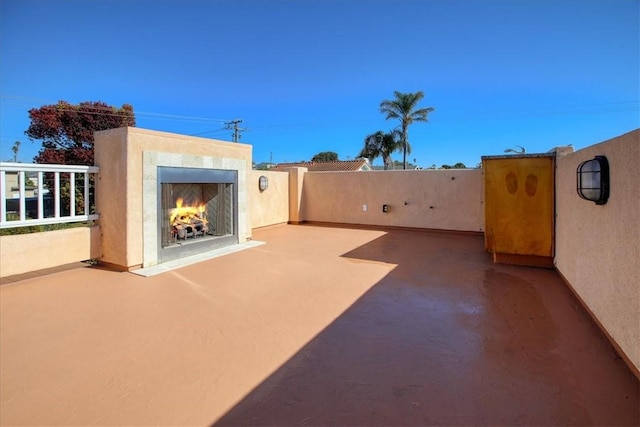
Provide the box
[270,159,371,172]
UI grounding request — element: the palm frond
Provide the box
[504,145,526,154]
[360,130,404,169]
[411,107,435,122]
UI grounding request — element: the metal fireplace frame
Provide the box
[157,166,238,264]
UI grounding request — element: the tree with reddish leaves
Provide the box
[26,101,136,165]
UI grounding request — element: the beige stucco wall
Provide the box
[94,127,251,269]
[248,170,289,230]
[555,129,640,373]
[0,226,101,278]
[299,169,484,232]
[287,167,307,224]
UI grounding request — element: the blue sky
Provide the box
[1,0,638,168]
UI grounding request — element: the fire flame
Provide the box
[170,198,207,226]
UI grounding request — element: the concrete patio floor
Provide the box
[1,224,638,426]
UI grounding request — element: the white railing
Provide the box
[0,162,99,229]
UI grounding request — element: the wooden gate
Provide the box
[482,154,555,267]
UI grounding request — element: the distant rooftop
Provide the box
[270,159,371,172]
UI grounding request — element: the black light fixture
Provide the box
[577,155,609,205]
[258,175,269,192]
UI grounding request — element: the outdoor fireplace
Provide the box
[158,167,238,263]
[94,127,250,270]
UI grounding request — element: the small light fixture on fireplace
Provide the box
[577,155,609,205]
[259,175,269,192]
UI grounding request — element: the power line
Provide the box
[1,93,637,136]
[0,94,230,123]
[0,94,240,143]
[188,128,229,137]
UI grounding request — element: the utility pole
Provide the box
[224,119,248,143]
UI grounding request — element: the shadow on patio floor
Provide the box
[214,229,639,426]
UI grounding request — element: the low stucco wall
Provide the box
[248,170,289,231]
[299,169,484,232]
[0,226,101,278]
[555,129,640,374]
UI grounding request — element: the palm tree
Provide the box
[11,141,20,162]
[359,130,403,170]
[379,91,434,169]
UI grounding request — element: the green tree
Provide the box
[359,130,402,170]
[311,151,338,162]
[441,162,466,169]
[379,91,434,170]
[391,159,418,169]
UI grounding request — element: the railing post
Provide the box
[54,172,60,218]
[69,172,76,217]
[0,170,6,223]
[37,171,44,219]
[19,171,26,221]
[84,172,89,216]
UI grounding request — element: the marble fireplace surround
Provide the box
[142,152,247,268]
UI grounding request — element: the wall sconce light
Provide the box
[258,175,269,192]
[577,156,609,205]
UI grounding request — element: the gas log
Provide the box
[172,215,209,240]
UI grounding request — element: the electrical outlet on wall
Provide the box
[362,204,368,212]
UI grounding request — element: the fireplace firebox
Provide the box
[157,167,238,263]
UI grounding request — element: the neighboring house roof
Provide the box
[271,159,372,172]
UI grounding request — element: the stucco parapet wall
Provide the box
[248,170,290,230]
[305,169,476,174]
[0,226,101,278]
[554,128,640,375]
[285,167,307,224]
[481,153,556,160]
[300,168,483,232]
